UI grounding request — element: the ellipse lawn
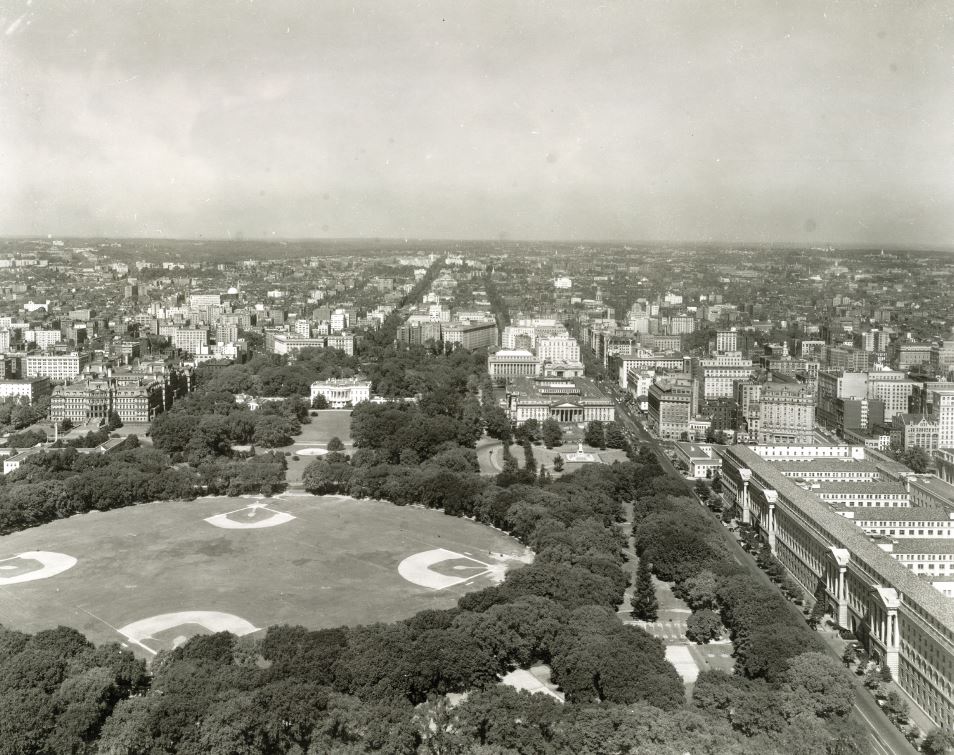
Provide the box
[0,494,529,656]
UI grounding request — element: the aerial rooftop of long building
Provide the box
[725,445,954,621]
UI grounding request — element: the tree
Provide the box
[630,558,658,621]
[584,421,605,450]
[882,691,910,728]
[685,609,722,643]
[808,579,828,629]
[923,727,954,755]
[901,446,931,473]
[522,440,537,476]
[684,570,719,610]
[327,436,345,452]
[483,407,512,443]
[311,394,329,410]
[59,417,73,433]
[10,402,39,430]
[106,410,123,431]
[251,414,295,448]
[693,478,710,502]
[541,417,563,449]
[302,459,352,494]
[522,418,540,443]
[603,422,627,449]
[552,454,564,472]
[782,651,854,720]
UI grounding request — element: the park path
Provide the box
[616,501,733,687]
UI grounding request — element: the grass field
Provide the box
[295,409,353,446]
[285,410,354,482]
[0,494,527,657]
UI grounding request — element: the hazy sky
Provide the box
[1,1,953,244]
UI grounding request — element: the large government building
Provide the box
[505,376,614,424]
[719,444,954,727]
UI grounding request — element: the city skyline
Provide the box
[2,1,953,245]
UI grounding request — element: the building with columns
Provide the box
[309,377,371,409]
[718,444,954,728]
[505,376,614,424]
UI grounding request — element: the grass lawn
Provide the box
[283,410,354,482]
[295,410,353,446]
[504,442,630,476]
[0,494,526,657]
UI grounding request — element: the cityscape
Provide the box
[3,2,954,754]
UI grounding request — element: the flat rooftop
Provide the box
[774,458,881,474]
[845,507,953,522]
[508,376,611,403]
[813,481,908,495]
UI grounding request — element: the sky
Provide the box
[1,0,953,245]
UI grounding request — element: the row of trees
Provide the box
[150,391,305,464]
[0,440,289,536]
[620,457,869,748]
[0,395,49,434]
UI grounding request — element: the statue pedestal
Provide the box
[565,441,599,463]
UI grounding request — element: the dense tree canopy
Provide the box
[1,353,862,754]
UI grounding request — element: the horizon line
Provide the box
[2,234,953,252]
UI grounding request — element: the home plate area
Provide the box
[0,551,78,585]
[398,548,513,590]
[117,611,260,655]
[204,501,296,529]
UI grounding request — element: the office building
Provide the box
[24,329,62,349]
[0,377,52,402]
[397,322,443,346]
[719,444,954,727]
[648,375,695,440]
[715,329,738,353]
[694,353,754,401]
[488,349,542,379]
[756,383,815,444]
[536,335,580,364]
[24,353,88,382]
[172,328,209,355]
[442,320,499,350]
[867,372,918,423]
[931,341,954,375]
[188,293,222,307]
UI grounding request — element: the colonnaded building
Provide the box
[309,377,371,409]
[719,444,954,727]
[505,376,614,424]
